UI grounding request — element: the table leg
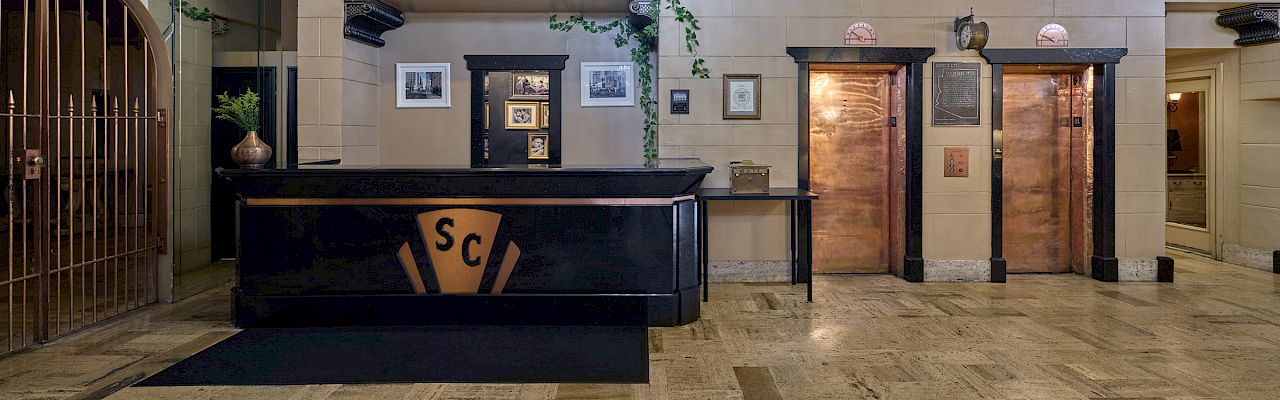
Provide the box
[802,199,813,302]
[700,198,709,302]
[790,199,796,285]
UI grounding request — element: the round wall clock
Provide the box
[1037,23,1069,47]
[844,22,877,46]
[955,20,989,50]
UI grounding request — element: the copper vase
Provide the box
[231,130,272,169]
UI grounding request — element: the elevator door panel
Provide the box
[1003,74,1072,273]
[809,71,890,273]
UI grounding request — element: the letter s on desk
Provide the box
[435,217,455,251]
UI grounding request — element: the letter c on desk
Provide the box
[462,234,483,267]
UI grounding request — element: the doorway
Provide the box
[1000,66,1094,273]
[1164,75,1215,256]
[808,64,906,274]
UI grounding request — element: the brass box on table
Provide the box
[729,160,770,194]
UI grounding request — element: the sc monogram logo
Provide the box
[396,209,522,294]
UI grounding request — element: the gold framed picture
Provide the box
[722,74,762,120]
[539,102,550,128]
[527,132,550,160]
[505,101,539,130]
[483,101,490,130]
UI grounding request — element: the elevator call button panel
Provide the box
[944,147,969,177]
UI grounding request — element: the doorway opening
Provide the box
[1164,74,1215,256]
[808,64,906,274]
[1000,65,1095,274]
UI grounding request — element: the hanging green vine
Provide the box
[550,0,710,166]
[172,0,215,22]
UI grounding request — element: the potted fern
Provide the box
[214,89,271,169]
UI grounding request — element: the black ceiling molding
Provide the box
[628,0,656,45]
[1217,3,1280,47]
[344,0,404,48]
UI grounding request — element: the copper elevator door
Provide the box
[1003,73,1072,273]
[809,71,891,273]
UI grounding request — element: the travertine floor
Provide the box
[2,249,1278,399]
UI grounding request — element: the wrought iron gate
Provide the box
[2,0,168,355]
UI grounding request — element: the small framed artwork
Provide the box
[511,71,551,99]
[527,133,550,160]
[581,62,635,107]
[396,63,450,108]
[723,74,761,119]
[505,101,540,130]
[539,102,550,128]
[483,101,490,130]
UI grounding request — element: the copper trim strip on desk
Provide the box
[244,195,696,206]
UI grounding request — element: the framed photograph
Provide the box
[581,62,635,107]
[396,63,450,108]
[539,102,550,128]
[722,74,762,119]
[505,101,540,130]
[483,101,490,130]
[511,71,550,99]
[527,133,550,160]
[484,74,490,99]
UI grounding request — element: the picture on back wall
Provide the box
[505,101,540,130]
[396,63,450,108]
[528,133,550,160]
[511,71,551,99]
[581,62,635,107]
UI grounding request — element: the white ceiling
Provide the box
[381,0,631,14]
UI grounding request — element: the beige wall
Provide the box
[376,13,644,165]
[297,0,380,163]
[658,0,1169,274]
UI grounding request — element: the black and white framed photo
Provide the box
[722,74,761,119]
[505,101,540,130]
[539,102,550,128]
[581,62,635,107]
[396,63,450,108]
[527,133,550,160]
[511,71,551,99]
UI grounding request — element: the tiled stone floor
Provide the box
[1,249,1279,399]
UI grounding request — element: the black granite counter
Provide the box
[219,158,711,327]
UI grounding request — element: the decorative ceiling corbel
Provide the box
[344,0,405,48]
[1216,3,1280,47]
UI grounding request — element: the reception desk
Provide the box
[218,159,710,327]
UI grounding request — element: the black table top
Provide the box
[698,188,818,200]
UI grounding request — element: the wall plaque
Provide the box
[932,62,980,126]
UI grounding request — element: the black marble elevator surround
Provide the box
[985,49,1125,283]
[787,47,932,283]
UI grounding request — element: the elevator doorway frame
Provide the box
[787,47,933,282]
[981,48,1127,282]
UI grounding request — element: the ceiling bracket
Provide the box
[345,0,405,48]
[1217,3,1280,47]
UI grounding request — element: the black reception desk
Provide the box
[219,159,711,327]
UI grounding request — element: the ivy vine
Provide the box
[550,0,709,166]
[172,0,215,22]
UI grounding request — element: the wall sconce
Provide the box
[1167,92,1181,112]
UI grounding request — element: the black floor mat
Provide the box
[135,325,647,386]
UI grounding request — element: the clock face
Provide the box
[844,22,877,46]
[956,21,988,50]
[1037,23,1069,47]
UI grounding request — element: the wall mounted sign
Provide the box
[670,89,689,114]
[723,74,762,120]
[1037,23,1069,47]
[932,62,980,126]
[943,147,969,177]
[844,22,877,46]
[581,62,636,107]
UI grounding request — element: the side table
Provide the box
[697,188,819,302]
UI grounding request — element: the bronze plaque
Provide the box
[932,62,981,126]
[943,147,969,177]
